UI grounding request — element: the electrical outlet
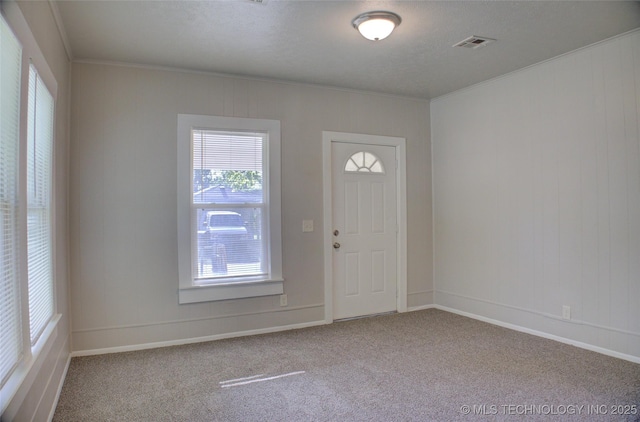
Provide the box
[280,294,287,307]
[562,305,571,320]
[302,220,314,232]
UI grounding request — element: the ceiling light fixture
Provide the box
[352,11,401,41]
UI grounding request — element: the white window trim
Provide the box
[177,114,283,304]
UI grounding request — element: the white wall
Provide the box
[432,30,640,360]
[1,1,71,420]
[69,63,433,352]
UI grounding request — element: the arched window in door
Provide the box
[344,151,385,174]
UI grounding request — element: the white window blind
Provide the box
[0,15,23,386]
[192,130,267,281]
[192,130,263,174]
[26,65,54,345]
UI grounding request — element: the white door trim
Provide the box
[322,131,407,323]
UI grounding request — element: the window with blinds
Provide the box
[0,14,23,387]
[178,114,282,303]
[26,65,55,345]
[192,130,267,281]
[0,11,58,409]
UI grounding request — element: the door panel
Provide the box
[332,142,397,320]
[345,181,359,234]
[371,182,385,233]
[371,250,386,292]
[345,253,360,296]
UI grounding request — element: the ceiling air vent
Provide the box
[453,35,495,49]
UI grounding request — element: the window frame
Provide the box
[177,114,283,304]
[0,7,58,414]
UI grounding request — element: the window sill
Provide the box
[179,278,284,304]
[1,314,60,415]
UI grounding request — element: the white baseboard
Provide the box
[73,302,637,363]
[434,304,640,364]
[407,304,436,312]
[70,319,327,357]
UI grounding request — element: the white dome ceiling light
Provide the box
[352,11,402,41]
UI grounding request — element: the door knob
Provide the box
[333,229,339,236]
[333,242,341,249]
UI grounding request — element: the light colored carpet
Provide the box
[54,309,640,421]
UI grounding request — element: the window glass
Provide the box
[26,65,55,345]
[192,130,267,281]
[0,14,23,387]
[345,151,385,174]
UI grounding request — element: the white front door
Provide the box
[331,142,397,320]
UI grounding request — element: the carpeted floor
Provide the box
[54,309,640,421]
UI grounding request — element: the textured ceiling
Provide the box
[54,1,640,99]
